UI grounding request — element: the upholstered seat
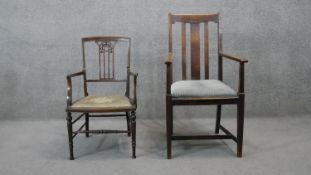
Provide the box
[171,79,237,98]
[67,95,135,112]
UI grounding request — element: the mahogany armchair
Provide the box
[66,36,137,160]
[165,13,248,159]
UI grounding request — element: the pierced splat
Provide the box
[95,41,116,80]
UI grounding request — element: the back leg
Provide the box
[215,105,221,134]
[85,113,89,137]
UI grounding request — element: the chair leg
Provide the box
[171,103,173,135]
[130,111,136,159]
[215,104,222,134]
[66,112,74,160]
[166,96,172,159]
[237,97,245,157]
[85,113,89,137]
[126,112,131,137]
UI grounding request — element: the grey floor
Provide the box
[0,116,310,175]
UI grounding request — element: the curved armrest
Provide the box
[165,52,173,64]
[129,71,138,106]
[66,70,85,106]
[66,71,85,78]
[219,52,248,63]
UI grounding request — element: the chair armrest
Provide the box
[129,71,138,106]
[66,71,85,78]
[219,52,248,63]
[66,70,85,106]
[165,52,173,65]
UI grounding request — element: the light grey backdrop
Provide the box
[0,0,310,120]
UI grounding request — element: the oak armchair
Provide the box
[66,36,137,160]
[165,13,248,159]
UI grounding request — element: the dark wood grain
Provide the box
[190,23,200,80]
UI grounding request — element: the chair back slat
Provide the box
[204,23,209,79]
[181,23,187,80]
[190,23,200,80]
[168,13,219,80]
[82,36,130,82]
[95,40,116,79]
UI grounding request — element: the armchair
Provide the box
[165,13,248,159]
[66,36,137,160]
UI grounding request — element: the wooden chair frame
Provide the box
[66,36,137,160]
[165,13,248,159]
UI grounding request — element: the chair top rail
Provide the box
[82,36,130,42]
[170,13,219,23]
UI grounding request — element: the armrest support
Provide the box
[219,52,248,94]
[129,71,138,106]
[165,52,173,65]
[66,70,86,106]
[219,52,248,63]
[129,71,138,77]
[238,63,245,94]
[165,53,173,94]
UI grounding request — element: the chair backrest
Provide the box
[168,13,220,80]
[82,36,131,82]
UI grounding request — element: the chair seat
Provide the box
[67,95,135,112]
[171,79,237,98]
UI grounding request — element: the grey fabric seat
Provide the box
[171,79,237,98]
